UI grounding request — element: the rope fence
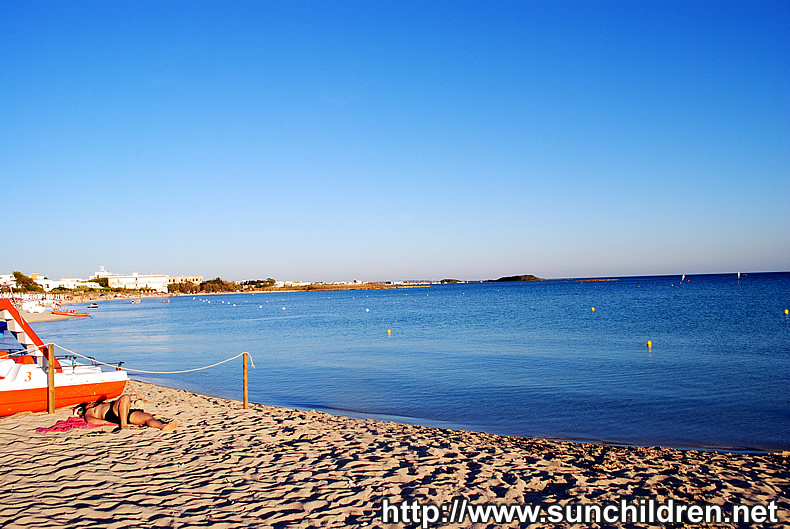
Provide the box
[7,343,256,412]
[51,343,255,374]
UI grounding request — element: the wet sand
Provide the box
[1,380,787,528]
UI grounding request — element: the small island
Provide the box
[490,274,543,282]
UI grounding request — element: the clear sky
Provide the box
[2,1,788,282]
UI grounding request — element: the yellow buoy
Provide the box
[387,329,391,335]
[785,309,789,315]
[646,340,652,349]
[591,307,595,312]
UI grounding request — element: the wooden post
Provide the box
[47,344,55,413]
[243,352,249,409]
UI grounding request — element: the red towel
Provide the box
[36,416,110,434]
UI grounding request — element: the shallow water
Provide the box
[32,272,790,450]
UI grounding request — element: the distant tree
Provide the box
[199,277,240,293]
[92,277,109,288]
[241,278,277,289]
[12,271,45,293]
[168,281,199,294]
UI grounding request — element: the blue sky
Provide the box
[2,1,788,282]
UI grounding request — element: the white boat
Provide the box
[0,300,127,416]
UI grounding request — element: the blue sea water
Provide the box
[32,272,790,450]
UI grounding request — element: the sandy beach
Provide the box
[1,380,786,528]
[17,309,73,323]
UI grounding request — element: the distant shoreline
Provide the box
[16,271,789,316]
[49,282,428,307]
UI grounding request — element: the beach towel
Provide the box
[36,416,110,434]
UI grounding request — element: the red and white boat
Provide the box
[50,310,90,317]
[0,300,127,416]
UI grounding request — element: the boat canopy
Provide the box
[0,300,61,368]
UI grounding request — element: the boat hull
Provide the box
[0,299,129,417]
[0,379,127,416]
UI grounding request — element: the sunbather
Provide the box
[77,395,177,431]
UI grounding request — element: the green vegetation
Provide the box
[12,271,45,293]
[199,277,241,293]
[168,281,200,294]
[241,278,277,290]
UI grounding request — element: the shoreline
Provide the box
[255,393,785,455]
[145,386,787,456]
[21,283,430,310]
[2,380,787,527]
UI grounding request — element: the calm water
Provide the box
[32,273,790,450]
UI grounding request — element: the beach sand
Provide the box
[17,309,73,323]
[1,380,787,528]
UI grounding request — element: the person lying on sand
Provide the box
[76,395,178,431]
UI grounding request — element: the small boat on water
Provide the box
[87,303,99,309]
[0,300,127,416]
[51,310,90,318]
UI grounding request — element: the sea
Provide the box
[31,272,790,451]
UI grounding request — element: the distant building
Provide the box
[93,266,112,279]
[169,276,203,285]
[107,274,169,293]
[93,266,168,293]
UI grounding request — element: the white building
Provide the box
[93,266,169,293]
[34,278,104,292]
[168,276,204,285]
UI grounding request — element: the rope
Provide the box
[126,380,151,404]
[50,343,255,374]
